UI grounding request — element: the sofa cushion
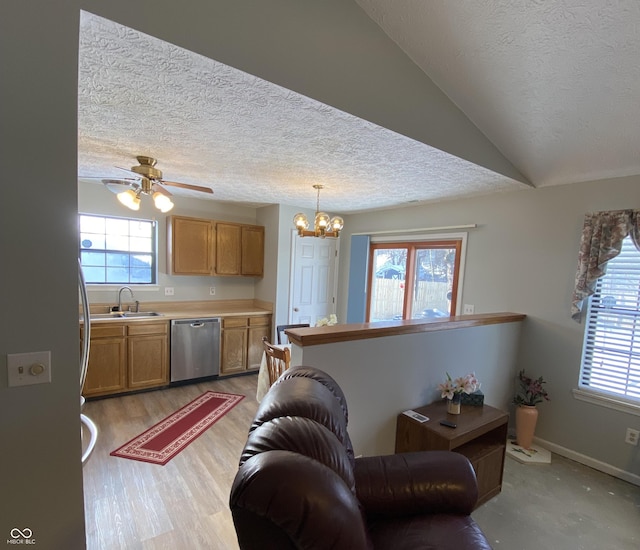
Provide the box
[251,375,350,448]
[240,416,356,493]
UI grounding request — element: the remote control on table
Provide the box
[439,419,457,428]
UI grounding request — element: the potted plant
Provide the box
[438,372,480,414]
[513,369,550,449]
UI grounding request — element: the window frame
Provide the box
[574,234,640,414]
[79,213,158,286]
[365,233,466,322]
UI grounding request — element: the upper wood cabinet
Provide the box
[241,225,265,277]
[215,222,242,275]
[167,215,264,277]
[167,215,214,275]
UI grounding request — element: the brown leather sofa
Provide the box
[230,366,493,550]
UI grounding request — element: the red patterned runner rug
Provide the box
[110,391,244,465]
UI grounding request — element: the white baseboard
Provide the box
[533,436,640,487]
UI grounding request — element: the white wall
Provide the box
[294,321,523,456]
[337,176,640,478]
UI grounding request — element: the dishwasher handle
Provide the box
[190,321,205,328]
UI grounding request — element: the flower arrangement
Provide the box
[513,369,550,406]
[438,372,480,400]
[316,314,338,327]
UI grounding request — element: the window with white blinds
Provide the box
[579,235,640,402]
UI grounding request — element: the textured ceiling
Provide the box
[356,0,640,188]
[78,3,639,214]
[77,11,526,214]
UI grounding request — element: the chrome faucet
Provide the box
[117,286,137,312]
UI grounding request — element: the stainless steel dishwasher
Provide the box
[170,318,221,382]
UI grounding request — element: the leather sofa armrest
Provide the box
[354,451,479,518]
[231,450,372,550]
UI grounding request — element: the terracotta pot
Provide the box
[515,405,538,449]
[447,395,461,415]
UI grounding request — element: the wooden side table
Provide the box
[395,401,508,507]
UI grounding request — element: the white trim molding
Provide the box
[533,436,640,487]
[572,388,640,417]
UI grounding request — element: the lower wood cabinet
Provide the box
[127,322,168,390]
[221,315,271,375]
[82,324,127,397]
[82,321,168,398]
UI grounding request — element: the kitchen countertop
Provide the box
[81,299,272,324]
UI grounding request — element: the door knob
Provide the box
[293,307,299,312]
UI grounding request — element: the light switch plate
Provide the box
[7,351,51,387]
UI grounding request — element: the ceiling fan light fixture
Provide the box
[294,185,343,238]
[117,189,141,211]
[153,192,174,213]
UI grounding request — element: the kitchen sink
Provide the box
[84,312,164,320]
[121,312,163,318]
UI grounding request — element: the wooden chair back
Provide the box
[276,323,310,345]
[262,337,291,386]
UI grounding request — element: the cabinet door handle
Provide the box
[293,307,299,312]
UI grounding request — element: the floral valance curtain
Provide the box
[571,209,640,321]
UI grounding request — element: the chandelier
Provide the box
[293,185,344,238]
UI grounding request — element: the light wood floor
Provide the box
[82,374,259,550]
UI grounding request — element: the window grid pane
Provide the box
[580,236,640,402]
[369,248,407,321]
[79,214,156,284]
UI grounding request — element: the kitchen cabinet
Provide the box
[167,215,264,277]
[82,324,126,397]
[214,221,265,277]
[82,321,168,398]
[127,322,168,390]
[215,222,242,275]
[167,215,214,275]
[241,224,265,277]
[221,315,271,375]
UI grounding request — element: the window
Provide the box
[579,235,640,403]
[366,239,462,321]
[79,214,157,284]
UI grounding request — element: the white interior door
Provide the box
[289,233,339,326]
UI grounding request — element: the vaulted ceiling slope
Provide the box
[356,0,640,189]
[78,2,639,214]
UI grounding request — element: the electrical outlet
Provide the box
[625,428,639,446]
[165,287,174,296]
[209,287,216,296]
[463,304,475,314]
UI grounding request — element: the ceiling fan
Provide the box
[88,155,213,212]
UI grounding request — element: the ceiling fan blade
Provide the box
[115,166,143,177]
[79,175,138,182]
[162,180,214,194]
[101,179,140,194]
[152,182,172,197]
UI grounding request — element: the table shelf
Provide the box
[395,401,508,507]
